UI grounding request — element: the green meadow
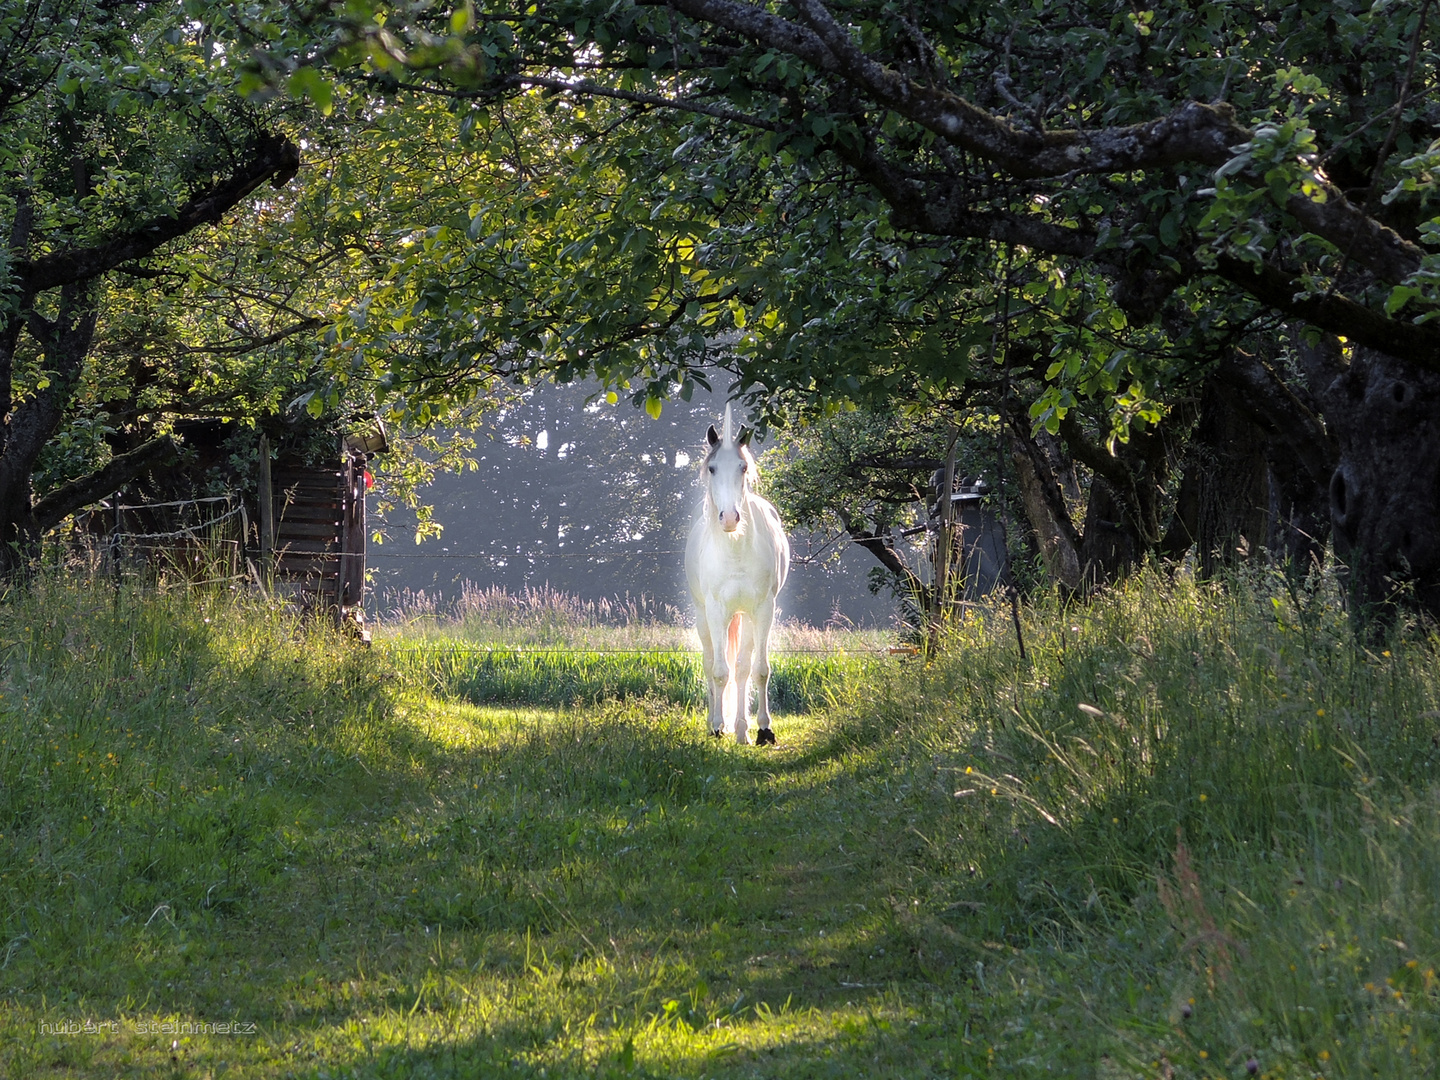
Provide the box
[0,573,1437,1078]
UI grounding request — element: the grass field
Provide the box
[1,573,1438,1078]
[378,581,887,714]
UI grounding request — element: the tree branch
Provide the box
[668,0,1243,174]
[838,138,1098,256]
[520,74,784,131]
[16,133,300,294]
[33,434,179,530]
[1213,256,1440,365]
[1056,412,1132,491]
[835,506,928,599]
[179,316,323,357]
[665,0,1425,282]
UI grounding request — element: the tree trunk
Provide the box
[1007,426,1084,593]
[0,283,97,574]
[928,428,958,652]
[1263,446,1332,576]
[1213,342,1336,573]
[1077,476,1144,588]
[1321,345,1440,621]
[1057,410,1187,589]
[1160,343,1337,578]
[1010,410,1184,592]
[1160,379,1273,576]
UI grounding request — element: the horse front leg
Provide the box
[704,606,733,736]
[733,615,756,745]
[694,604,721,736]
[752,597,778,745]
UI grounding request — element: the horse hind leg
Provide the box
[752,597,779,745]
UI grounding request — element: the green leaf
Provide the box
[1385,285,1421,315]
[287,66,334,116]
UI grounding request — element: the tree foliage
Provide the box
[758,406,1004,593]
[0,3,503,563]
[0,1,313,567]
[220,0,1439,403]
[216,0,1440,611]
[10,0,1440,609]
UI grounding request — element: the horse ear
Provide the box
[737,426,753,448]
[706,425,720,446]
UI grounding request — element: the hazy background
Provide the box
[368,379,897,627]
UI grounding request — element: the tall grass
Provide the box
[382,582,687,646]
[378,580,893,653]
[0,567,1436,1078]
[831,565,1440,1077]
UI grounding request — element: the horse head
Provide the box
[704,404,755,534]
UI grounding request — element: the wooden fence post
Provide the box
[257,435,274,576]
[929,427,960,654]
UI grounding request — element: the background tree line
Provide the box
[5,0,1440,624]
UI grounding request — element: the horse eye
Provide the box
[708,465,715,474]
[741,463,748,472]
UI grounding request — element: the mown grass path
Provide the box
[2,576,1439,1078]
[0,587,981,1078]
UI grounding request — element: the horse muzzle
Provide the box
[719,508,741,531]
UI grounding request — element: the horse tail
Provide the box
[718,613,741,730]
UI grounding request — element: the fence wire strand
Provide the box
[381,643,892,656]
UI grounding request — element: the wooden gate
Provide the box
[258,434,378,635]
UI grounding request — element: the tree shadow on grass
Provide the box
[195,705,1021,1076]
[1,604,1016,1078]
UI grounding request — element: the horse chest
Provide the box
[721,558,763,595]
[691,535,775,605]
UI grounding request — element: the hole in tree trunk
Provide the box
[1330,467,1362,544]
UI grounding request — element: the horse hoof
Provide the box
[711,728,724,739]
[756,728,776,746]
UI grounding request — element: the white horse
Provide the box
[685,405,791,745]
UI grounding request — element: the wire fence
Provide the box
[368,549,686,560]
[380,643,895,656]
[366,536,923,560]
[110,496,234,511]
[109,505,247,542]
[66,493,930,646]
